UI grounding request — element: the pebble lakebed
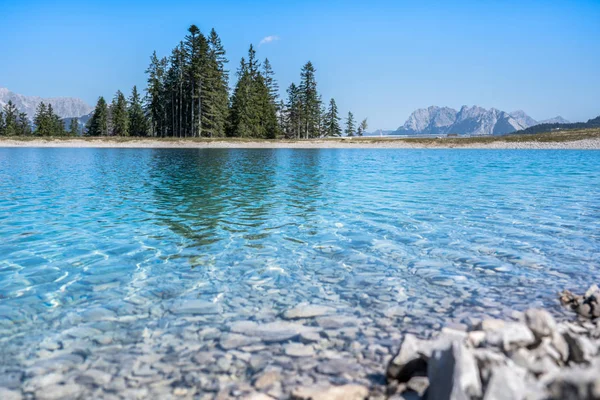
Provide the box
[1,148,599,399]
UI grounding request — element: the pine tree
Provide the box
[87,97,108,136]
[345,111,356,137]
[165,44,185,137]
[0,110,5,136]
[324,98,342,137]
[146,52,168,137]
[228,46,278,138]
[357,118,368,136]
[129,86,148,136]
[3,101,18,136]
[299,61,321,139]
[68,118,79,136]
[229,57,251,136]
[34,102,49,136]
[111,90,129,136]
[263,58,279,106]
[183,25,208,138]
[203,28,229,138]
[17,112,31,135]
[284,83,301,138]
[47,104,65,136]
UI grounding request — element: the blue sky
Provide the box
[1,0,599,129]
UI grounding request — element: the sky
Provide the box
[1,0,599,130]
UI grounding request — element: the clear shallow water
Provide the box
[0,148,599,397]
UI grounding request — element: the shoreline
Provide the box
[1,137,600,150]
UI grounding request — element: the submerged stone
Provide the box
[283,304,336,320]
[170,300,220,315]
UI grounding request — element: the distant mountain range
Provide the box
[0,87,92,121]
[393,106,569,136]
[514,115,600,135]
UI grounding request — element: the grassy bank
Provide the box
[1,127,599,148]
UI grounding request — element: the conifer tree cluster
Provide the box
[86,86,148,136]
[0,100,66,136]
[1,24,368,140]
[143,25,230,138]
[282,62,324,139]
[140,24,367,139]
[280,62,369,138]
[33,102,66,136]
[344,112,368,137]
[0,101,31,136]
[228,45,279,138]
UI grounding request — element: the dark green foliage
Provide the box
[111,90,129,136]
[281,61,325,139]
[17,112,31,136]
[77,24,357,140]
[283,83,302,138]
[48,104,65,136]
[228,47,279,138]
[204,28,229,137]
[129,86,148,136]
[3,101,19,136]
[345,111,356,137]
[324,98,342,137]
[34,102,50,136]
[146,51,168,137]
[263,58,279,106]
[0,103,31,136]
[141,25,229,138]
[299,61,321,138]
[86,97,109,136]
[32,102,63,136]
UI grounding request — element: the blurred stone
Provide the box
[427,342,482,400]
[483,365,527,400]
[291,384,368,400]
[283,304,336,320]
[387,334,428,383]
[525,309,557,340]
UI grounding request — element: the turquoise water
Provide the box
[1,148,599,396]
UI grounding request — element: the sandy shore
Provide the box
[1,137,600,149]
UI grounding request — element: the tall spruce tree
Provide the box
[228,46,278,138]
[183,25,208,137]
[345,111,356,137]
[0,110,5,135]
[165,44,185,137]
[324,98,342,137]
[87,97,109,136]
[3,101,18,136]
[48,104,65,136]
[263,58,279,106]
[17,113,31,136]
[284,83,301,138]
[129,86,148,136]
[34,102,49,136]
[146,52,168,137]
[205,28,229,138]
[111,90,129,136]
[299,61,320,139]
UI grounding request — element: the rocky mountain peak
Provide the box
[395,106,569,136]
[0,87,92,120]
